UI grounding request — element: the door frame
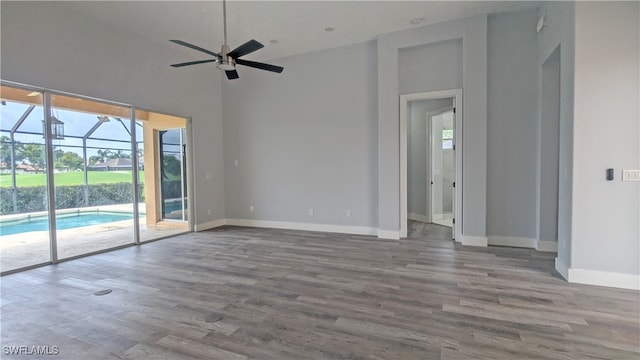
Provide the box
[157,127,189,223]
[400,89,462,241]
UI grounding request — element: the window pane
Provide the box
[50,94,135,260]
[0,86,50,272]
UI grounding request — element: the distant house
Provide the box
[15,163,43,174]
[87,157,144,171]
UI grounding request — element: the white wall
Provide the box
[486,9,539,241]
[539,47,561,244]
[399,40,463,95]
[378,15,487,240]
[0,2,226,227]
[537,1,575,269]
[408,99,452,218]
[222,41,378,229]
[572,2,639,278]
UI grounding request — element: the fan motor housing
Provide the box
[217,44,236,70]
[217,57,235,70]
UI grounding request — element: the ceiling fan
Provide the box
[169,0,283,80]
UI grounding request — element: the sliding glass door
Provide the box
[159,128,187,221]
[50,94,136,260]
[135,110,189,242]
[0,82,191,274]
[0,87,50,272]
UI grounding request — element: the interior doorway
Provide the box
[400,89,462,241]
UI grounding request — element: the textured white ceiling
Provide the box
[58,1,538,62]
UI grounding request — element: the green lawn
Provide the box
[0,171,146,187]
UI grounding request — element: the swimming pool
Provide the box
[164,200,186,214]
[0,212,134,236]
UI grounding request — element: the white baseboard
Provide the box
[568,268,640,290]
[555,257,639,290]
[377,229,401,240]
[225,218,378,236]
[408,213,428,222]
[488,236,557,253]
[536,240,558,252]
[555,257,569,280]
[200,218,395,239]
[460,235,488,247]
[489,236,536,248]
[194,219,226,232]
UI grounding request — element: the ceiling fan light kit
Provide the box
[169,0,283,80]
[217,44,236,71]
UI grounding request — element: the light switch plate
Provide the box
[622,169,640,181]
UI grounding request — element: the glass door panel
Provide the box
[135,110,188,242]
[50,94,135,259]
[159,128,187,221]
[0,86,51,272]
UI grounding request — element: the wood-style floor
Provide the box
[1,222,638,359]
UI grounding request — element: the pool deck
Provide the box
[0,204,189,273]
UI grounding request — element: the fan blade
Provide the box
[236,59,284,73]
[225,70,239,80]
[170,40,220,58]
[228,39,264,59]
[170,59,217,67]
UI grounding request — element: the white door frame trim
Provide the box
[400,89,463,241]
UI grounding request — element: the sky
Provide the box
[1,101,183,160]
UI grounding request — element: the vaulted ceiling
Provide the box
[58,1,538,61]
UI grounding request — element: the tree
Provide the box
[88,155,102,165]
[162,155,181,179]
[110,149,130,159]
[96,149,112,163]
[0,136,11,165]
[54,151,84,171]
[0,136,12,173]
[52,148,65,160]
[20,144,45,170]
[0,136,24,173]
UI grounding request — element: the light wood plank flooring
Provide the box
[1,223,638,359]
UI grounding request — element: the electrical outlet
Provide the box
[308,208,314,216]
[346,209,351,218]
[207,209,212,215]
[234,160,239,167]
[249,206,254,213]
[622,169,640,181]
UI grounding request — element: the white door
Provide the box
[430,108,455,235]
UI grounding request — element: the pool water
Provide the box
[0,212,134,236]
[164,200,187,214]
